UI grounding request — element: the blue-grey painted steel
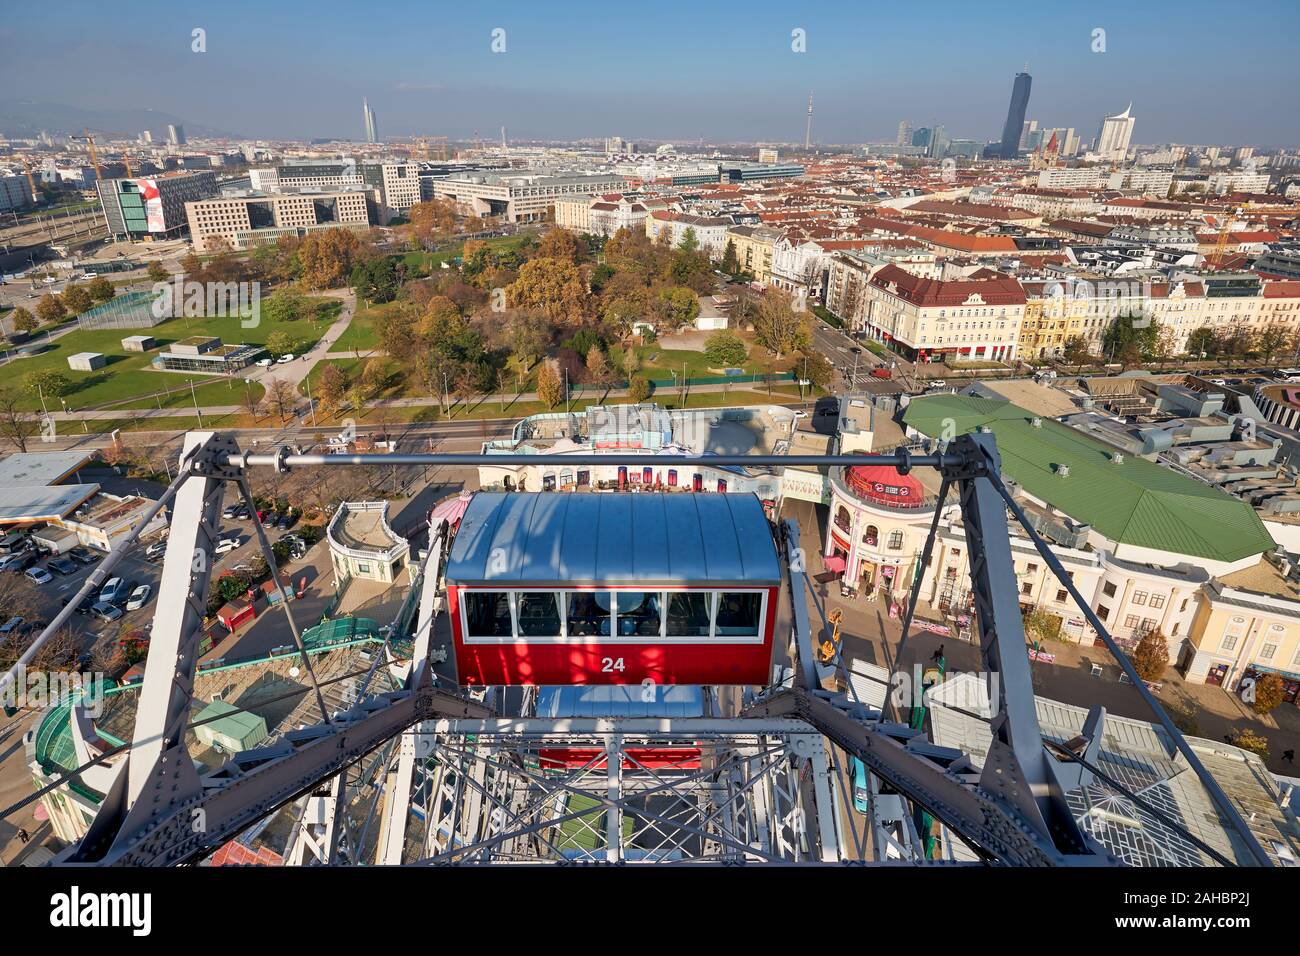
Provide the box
[445,492,782,587]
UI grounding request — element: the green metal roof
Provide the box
[902,394,1275,563]
[32,619,386,795]
[194,699,267,740]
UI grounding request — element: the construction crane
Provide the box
[19,157,38,201]
[0,433,1276,868]
[69,129,103,180]
[1211,205,1240,269]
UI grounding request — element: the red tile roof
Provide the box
[868,263,1027,307]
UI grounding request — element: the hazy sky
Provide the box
[3,0,1297,146]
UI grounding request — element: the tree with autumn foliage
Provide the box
[537,227,583,263]
[1250,672,1285,715]
[535,361,563,409]
[506,256,589,323]
[408,198,460,246]
[1129,629,1169,682]
[298,229,362,290]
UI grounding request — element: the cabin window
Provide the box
[715,593,762,636]
[667,592,713,636]
[567,591,610,637]
[615,591,662,637]
[516,592,561,637]
[465,591,513,637]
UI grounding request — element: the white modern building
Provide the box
[1095,105,1136,163]
[433,170,628,223]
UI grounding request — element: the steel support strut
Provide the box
[45,428,1257,866]
[948,433,1095,856]
[69,432,241,863]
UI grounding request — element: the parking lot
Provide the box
[0,484,320,668]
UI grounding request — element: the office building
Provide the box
[0,174,35,213]
[97,170,219,241]
[249,159,360,192]
[433,170,627,223]
[184,188,372,252]
[896,120,912,146]
[360,162,421,222]
[363,98,379,144]
[167,124,186,146]
[997,70,1033,159]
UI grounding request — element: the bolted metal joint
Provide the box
[893,445,912,476]
[274,444,295,475]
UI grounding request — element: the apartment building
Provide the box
[645,211,731,259]
[725,224,784,282]
[553,194,592,232]
[185,188,372,252]
[1182,560,1300,700]
[828,257,1026,363]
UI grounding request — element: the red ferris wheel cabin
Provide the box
[444,492,783,686]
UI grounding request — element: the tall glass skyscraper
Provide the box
[363,98,379,144]
[997,70,1032,159]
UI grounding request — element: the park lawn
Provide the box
[74,410,252,436]
[298,357,409,403]
[333,300,397,354]
[0,297,337,412]
[400,231,538,277]
[633,344,798,380]
[111,376,265,411]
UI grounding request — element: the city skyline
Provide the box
[0,1,1297,147]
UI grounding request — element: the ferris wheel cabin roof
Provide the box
[445,492,782,588]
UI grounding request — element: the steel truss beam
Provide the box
[35,428,1265,867]
[404,725,833,864]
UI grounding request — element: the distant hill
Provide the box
[0,99,240,140]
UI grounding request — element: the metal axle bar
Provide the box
[230,451,951,470]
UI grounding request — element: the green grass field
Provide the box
[400,231,537,277]
[0,297,336,412]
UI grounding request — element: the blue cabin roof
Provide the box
[445,492,781,587]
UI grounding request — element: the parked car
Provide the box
[69,547,100,566]
[280,511,299,530]
[99,577,130,605]
[0,551,31,572]
[91,602,123,623]
[47,557,78,576]
[0,616,24,636]
[25,566,53,585]
[222,504,241,520]
[256,358,273,368]
[125,584,152,611]
[144,540,168,561]
[214,537,240,555]
[277,353,295,364]
[63,594,97,616]
[2,552,35,573]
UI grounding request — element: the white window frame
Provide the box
[459,586,768,645]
